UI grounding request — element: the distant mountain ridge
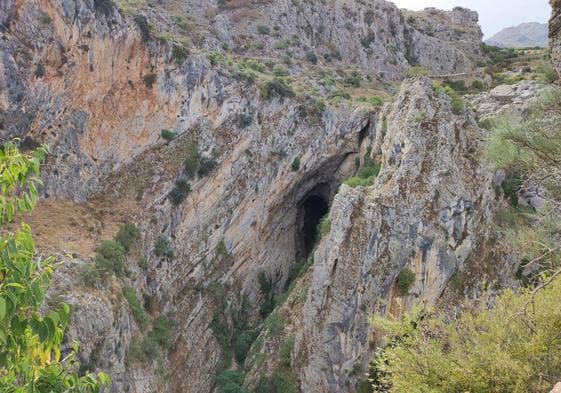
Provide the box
[486,22,548,48]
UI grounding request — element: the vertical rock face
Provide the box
[403,7,485,73]
[550,0,561,77]
[0,0,485,202]
[0,1,498,393]
[244,78,497,392]
[299,78,495,392]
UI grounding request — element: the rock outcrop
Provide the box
[403,7,485,72]
[551,0,561,77]
[467,80,542,119]
[244,78,497,392]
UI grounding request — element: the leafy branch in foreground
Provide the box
[0,141,109,392]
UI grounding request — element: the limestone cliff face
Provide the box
[403,7,485,73]
[550,0,561,77]
[244,78,497,392]
[0,1,497,393]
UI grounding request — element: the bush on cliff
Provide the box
[115,223,140,253]
[370,275,561,392]
[95,240,126,277]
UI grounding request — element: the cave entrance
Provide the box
[298,193,329,259]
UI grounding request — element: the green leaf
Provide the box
[5,282,24,289]
[0,297,5,321]
[47,310,60,327]
[45,316,57,341]
[31,281,44,305]
[98,372,110,385]
[38,320,49,342]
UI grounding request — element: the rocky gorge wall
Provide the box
[551,0,561,77]
[0,1,507,392]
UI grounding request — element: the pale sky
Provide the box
[391,0,551,39]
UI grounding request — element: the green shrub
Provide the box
[123,287,149,331]
[371,275,561,392]
[357,164,380,179]
[261,79,294,100]
[236,113,253,128]
[215,238,230,261]
[115,223,140,253]
[141,330,160,357]
[446,90,466,115]
[160,129,176,141]
[536,61,557,83]
[254,371,298,393]
[216,370,247,393]
[273,64,289,77]
[184,142,201,178]
[442,79,467,93]
[95,240,125,277]
[414,111,427,123]
[93,0,115,15]
[149,315,175,352]
[317,217,331,239]
[361,32,376,49]
[134,15,151,41]
[344,162,381,188]
[169,179,191,205]
[478,117,496,130]
[291,157,300,171]
[138,256,148,270]
[243,60,267,73]
[279,336,295,368]
[198,156,218,177]
[406,66,429,77]
[367,95,384,106]
[143,73,157,89]
[257,24,271,35]
[501,170,522,206]
[492,72,523,85]
[305,51,318,64]
[329,90,351,100]
[265,312,285,336]
[210,309,229,350]
[480,43,518,65]
[356,379,374,393]
[343,73,362,87]
[364,10,375,25]
[80,263,102,287]
[39,13,52,24]
[208,52,227,66]
[275,39,291,50]
[35,63,45,78]
[171,44,190,66]
[127,338,146,363]
[436,85,465,115]
[234,330,259,364]
[344,176,373,188]
[470,79,485,91]
[396,267,415,295]
[155,236,174,259]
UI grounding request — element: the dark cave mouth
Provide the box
[298,194,329,259]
